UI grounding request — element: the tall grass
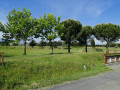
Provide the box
[0,46,110,89]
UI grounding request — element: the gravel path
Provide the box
[45,62,120,90]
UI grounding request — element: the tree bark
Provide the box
[85,39,87,53]
[50,40,54,54]
[106,35,109,49]
[68,41,71,53]
[51,41,53,54]
[24,40,26,55]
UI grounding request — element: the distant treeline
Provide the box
[1,40,119,48]
[1,8,120,55]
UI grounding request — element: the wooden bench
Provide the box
[104,50,120,64]
[0,52,4,65]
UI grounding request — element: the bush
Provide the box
[95,48,103,52]
[29,39,37,48]
[90,38,95,47]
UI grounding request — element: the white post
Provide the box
[114,57,116,62]
[110,58,112,63]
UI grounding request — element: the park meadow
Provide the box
[1,7,120,90]
[0,46,111,90]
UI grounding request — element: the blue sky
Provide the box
[0,0,120,44]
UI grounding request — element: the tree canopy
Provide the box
[29,39,37,48]
[58,19,82,53]
[7,8,35,55]
[90,38,95,47]
[0,22,12,45]
[0,22,5,31]
[93,23,120,48]
[35,13,62,54]
[77,25,92,52]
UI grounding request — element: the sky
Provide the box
[0,0,120,44]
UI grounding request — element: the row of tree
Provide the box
[0,8,120,55]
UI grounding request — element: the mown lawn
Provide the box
[0,46,111,90]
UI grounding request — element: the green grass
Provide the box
[0,46,111,90]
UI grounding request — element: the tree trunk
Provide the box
[41,40,43,49]
[106,37,109,54]
[50,40,54,54]
[52,45,53,54]
[106,38,108,49]
[68,41,71,53]
[106,35,109,49]
[24,40,26,55]
[85,40,87,53]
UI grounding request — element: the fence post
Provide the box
[0,52,4,66]
[104,54,107,64]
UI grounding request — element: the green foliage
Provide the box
[109,43,120,47]
[7,8,35,40]
[93,23,120,43]
[78,25,92,40]
[29,39,37,48]
[90,38,95,47]
[115,44,118,48]
[0,22,5,31]
[7,8,35,55]
[37,41,47,48]
[2,26,13,46]
[0,46,110,89]
[77,25,92,52]
[35,13,63,53]
[58,19,82,53]
[95,48,103,52]
[0,22,12,46]
[11,40,19,46]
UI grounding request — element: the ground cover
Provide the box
[0,46,111,90]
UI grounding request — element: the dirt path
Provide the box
[46,62,120,90]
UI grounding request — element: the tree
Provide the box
[58,19,82,53]
[35,13,62,54]
[93,23,120,49]
[12,40,19,46]
[2,25,13,46]
[7,8,35,55]
[77,25,92,53]
[0,22,5,32]
[90,38,95,47]
[40,37,45,48]
[0,22,12,46]
[29,39,36,48]
[2,32,12,46]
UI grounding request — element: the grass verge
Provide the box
[0,46,111,90]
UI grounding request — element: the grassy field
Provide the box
[0,46,112,90]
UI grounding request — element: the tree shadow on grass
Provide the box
[0,62,13,67]
[50,53,68,55]
[48,52,74,55]
[41,52,72,56]
[4,55,12,57]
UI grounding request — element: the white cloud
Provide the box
[45,0,113,19]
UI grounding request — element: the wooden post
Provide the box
[104,54,107,64]
[0,52,4,66]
